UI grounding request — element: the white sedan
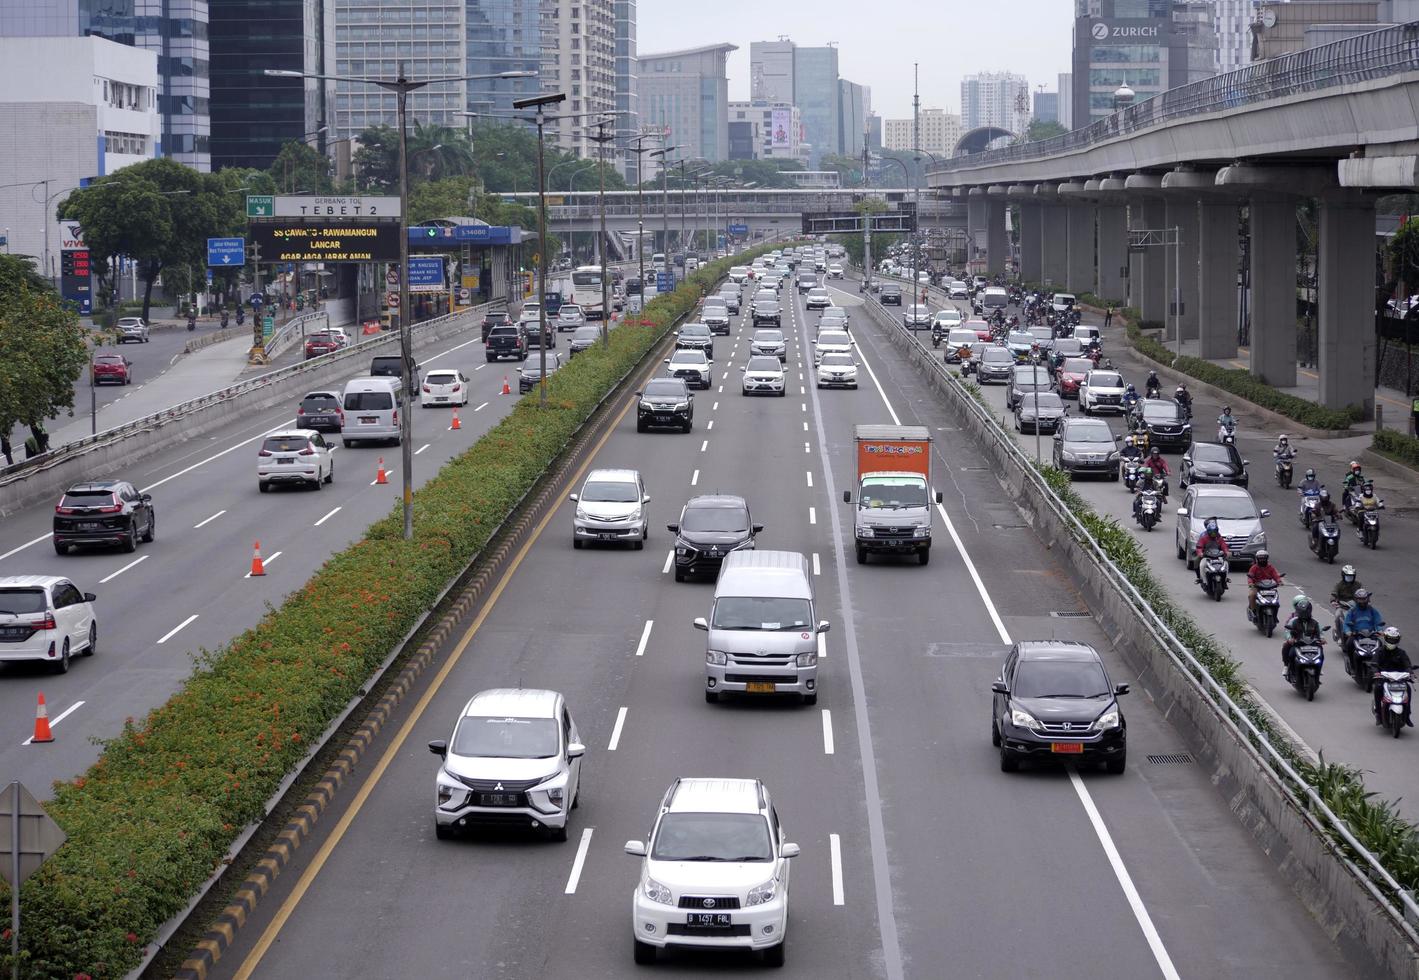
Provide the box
[421,368,471,407]
[115,317,150,343]
[741,355,786,396]
[816,352,858,388]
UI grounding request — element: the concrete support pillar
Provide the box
[1197,201,1239,359]
[986,199,1006,276]
[1317,196,1377,418]
[1065,202,1095,295]
[1096,204,1127,304]
[1019,201,1042,284]
[1165,196,1199,342]
[1131,199,1167,325]
[967,196,988,257]
[1041,203,1068,289]
[1249,198,1298,388]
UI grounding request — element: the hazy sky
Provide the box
[636,1,1076,120]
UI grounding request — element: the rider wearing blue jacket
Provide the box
[1342,589,1385,638]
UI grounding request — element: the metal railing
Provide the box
[934,20,1419,174]
[264,310,328,361]
[855,274,1419,939]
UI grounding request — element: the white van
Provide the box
[340,377,403,447]
[694,550,829,705]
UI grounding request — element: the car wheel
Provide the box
[636,420,647,433]
[55,638,70,674]
[1106,754,1127,775]
[1176,538,1185,560]
[999,747,1019,773]
[343,439,354,448]
[122,527,138,553]
[86,622,96,656]
[802,692,818,706]
[53,540,67,556]
[704,689,719,704]
[326,464,334,485]
[674,567,686,582]
[486,354,496,362]
[142,512,156,543]
[632,537,644,551]
[633,938,657,965]
[855,544,867,565]
[549,823,569,842]
[919,548,930,566]
[991,718,1001,747]
[762,942,786,968]
[434,820,454,841]
[258,481,270,493]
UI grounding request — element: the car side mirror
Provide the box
[642,494,651,504]
[624,840,647,857]
[842,490,852,503]
[1114,683,1131,696]
[752,524,764,533]
[816,621,831,634]
[83,592,97,603]
[568,493,579,502]
[991,681,1009,695]
[663,358,670,363]
[428,739,448,757]
[567,742,586,759]
[1176,507,1188,516]
[1259,509,1271,518]
[1243,459,1250,466]
[781,843,801,859]
[141,494,153,503]
[667,523,679,533]
[693,617,709,631]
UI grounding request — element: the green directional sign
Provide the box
[246,194,274,218]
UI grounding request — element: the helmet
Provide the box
[1223,405,1232,414]
[1124,435,1135,447]
[1354,588,1372,608]
[1382,626,1402,650]
[1350,461,1362,473]
[1150,446,1160,458]
[1305,468,1316,480]
[1255,548,1270,565]
[1203,517,1219,535]
[1148,369,1158,378]
[1341,564,1356,583]
[1363,481,1375,495]
[1320,488,1331,502]
[1278,434,1289,444]
[1175,385,1186,395]
[1126,383,1136,393]
[1293,595,1313,618]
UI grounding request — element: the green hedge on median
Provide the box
[0,243,787,979]
[1373,428,1419,471]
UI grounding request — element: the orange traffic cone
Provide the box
[31,692,54,743]
[375,457,389,484]
[500,376,512,395]
[450,408,461,430]
[250,541,266,577]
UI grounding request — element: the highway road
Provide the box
[889,278,1419,821]
[42,326,199,440]
[211,278,1356,978]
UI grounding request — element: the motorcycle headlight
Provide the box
[745,877,779,907]
[1182,423,1191,429]
[1093,709,1121,731]
[1010,707,1043,731]
[642,876,674,906]
[706,649,728,665]
[795,651,817,668]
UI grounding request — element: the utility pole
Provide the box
[913,63,921,308]
[651,145,676,291]
[587,116,614,347]
[514,92,568,408]
[861,140,872,286]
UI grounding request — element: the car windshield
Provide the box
[818,332,850,345]
[644,380,686,398]
[262,436,310,453]
[0,588,47,615]
[861,477,927,509]
[1090,372,1123,387]
[573,327,599,343]
[754,331,784,343]
[670,352,706,365]
[681,325,710,338]
[451,716,559,759]
[982,349,1013,364]
[1013,660,1111,699]
[651,812,773,862]
[712,596,812,630]
[582,480,640,503]
[747,357,781,372]
[1192,496,1258,520]
[703,301,726,312]
[1142,401,1180,421]
[1015,368,1050,384]
[1029,328,1053,343]
[426,372,457,385]
[94,355,124,364]
[301,394,339,410]
[682,506,750,532]
[344,392,393,411]
[820,353,854,366]
[1007,332,1033,346]
[307,333,332,344]
[1193,444,1237,464]
[1067,422,1115,443]
[1023,393,1064,411]
[1062,358,1092,374]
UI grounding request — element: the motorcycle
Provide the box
[1298,489,1321,529]
[1344,630,1381,691]
[1287,635,1325,702]
[186,314,196,332]
[1375,669,1415,737]
[1253,578,1281,637]
[1274,454,1294,489]
[1174,396,1192,422]
[1357,505,1382,549]
[931,324,946,348]
[1123,460,1145,492]
[219,310,230,329]
[1199,547,1229,601]
[1134,487,1161,531]
[1145,380,1161,400]
[1218,421,1237,445]
[236,308,245,327]
[1310,517,1341,563]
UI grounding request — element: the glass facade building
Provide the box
[637,43,733,163]
[791,46,838,169]
[334,0,466,138]
[1072,0,1217,124]
[613,0,637,181]
[465,0,543,121]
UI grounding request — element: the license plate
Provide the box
[0,627,28,639]
[360,416,378,424]
[79,522,99,530]
[745,681,776,694]
[1050,742,1085,754]
[598,533,616,540]
[686,913,733,929]
[477,792,520,806]
[278,457,293,464]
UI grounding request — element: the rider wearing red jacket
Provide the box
[1194,517,1230,583]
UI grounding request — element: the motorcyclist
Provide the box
[1342,588,1385,642]
[1372,626,1413,726]
[1217,405,1237,431]
[1331,564,1363,606]
[1282,595,1325,680]
[1142,446,1170,489]
[1246,549,1283,622]
[1342,461,1365,507]
[1194,517,1230,583]
[1297,468,1321,496]
[1122,383,1139,411]
[1174,383,1192,418]
[1145,369,1161,399]
[1119,434,1144,463]
[1272,434,1295,462]
[1355,480,1382,515]
[1312,488,1341,544]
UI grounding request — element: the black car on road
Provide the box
[54,480,155,554]
[992,641,1128,774]
[518,352,563,393]
[1179,441,1248,489]
[485,324,527,361]
[668,494,762,581]
[1128,398,1193,452]
[880,285,903,306]
[1053,417,1120,480]
[481,310,511,342]
[1014,392,1067,435]
[1005,365,1053,412]
[636,378,694,433]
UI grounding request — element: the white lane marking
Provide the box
[414,444,431,455]
[691,469,699,486]
[800,402,807,412]
[822,709,835,755]
[99,555,148,583]
[1070,770,1182,980]
[22,700,86,745]
[803,421,809,432]
[707,420,714,431]
[139,417,293,495]
[193,509,226,529]
[806,470,813,488]
[607,707,628,751]
[314,506,342,527]
[799,372,804,381]
[809,506,817,525]
[817,632,826,660]
[244,551,282,578]
[712,401,719,410]
[474,363,486,371]
[662,550,674,574]
[805,442,811,454]
[801,386,807,395]
[0,533,54,562]
[700,440,709,453]
[717,385,724,393]
[421,336,485,362]
[634,619,654,658]
[474,401,489,412]
[564,827,594,894]
[157,614,199,644]
[812,553,821,576]
[829,833,845,906]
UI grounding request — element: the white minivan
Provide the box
[694,550,829,705]
[340,376,403,447]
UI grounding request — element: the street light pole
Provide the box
[650,146,676,285]
[514,92,567,407]
[589,117,613,347]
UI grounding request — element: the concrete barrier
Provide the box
[860,294,1419,979]
[0,306,491,517]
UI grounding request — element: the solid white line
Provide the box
[99,555,148,583]
[244,551,281,578]
[707,420,714,430]
[314,506,342,527]
[634,619,653,657]
[193,509,226,529]
[156,614,198,644]
[812,552,821,576]
[474,401,489,412]
[829,833,845,905]
[700,440,708,453]
[806,470,813,488]
[809,506,817,525]
[414,443,431,455]
[421,335,485,362]
[691,469,699,486]
[0,533,54,563]
[662,550,674,574]
[22,699,86,745]
[564,827,594,894]
[607,706,628,751]
[1070,770,1182,980]
[822,709,835,755]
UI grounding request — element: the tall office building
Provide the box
[960,71,1029,136]
[837,79,868,159]
[1071,0,1219,125]
[541,0,616,158]
[883,109,961,157]
[867,112,882,153]
[465,0,544,124]
[792,45,839,168]
[637,43,735,163]
[1032,90,1059,124]
[613,0,638,181]
[1058,72,1073,129]
[749,38,795,104]
[333,0,465,139]
[0,0,211,170]
[1215,0,1259,72]
[1252,1,1380,59]
[211,0,336,172]
[728,100,808,164]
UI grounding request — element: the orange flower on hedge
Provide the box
[125,932,139,944]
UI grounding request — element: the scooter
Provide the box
[1199,548,1229,601]
[931,323,947,348]
[1252,578,1281,637]
[1287,634,1325,702]
[186,313,196,332]
[1145,380,1161,400]
[1174,396,1193,422]
[1134,487,1161,531]
[1310,518,1341,563]
[1274,455,1294,489]
[1376,669,1415,737]
[219,310,230,329]
[1218,421,1237,445]
[1351,501,1384,549]
[1123,460,1145,492]
[1345,630,1382,691]
[1299,489,1321,529]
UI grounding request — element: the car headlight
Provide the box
[1107,451,1121,461]
[706,649,728,665]
[1010,706,1043,731]
[642,875,674,906]
[674,401,690,411]
[676,545,691,556]
[1093,709,1121,731]
[745,877,779,907]
[857,526,874,537]
[438,784,454,805]
[913,523,930,537]
[1061,451,1078,462]
[1182,422,1192,429]
[795,651,817,668]
[1247,530,1267,548]
[528,780,567,814]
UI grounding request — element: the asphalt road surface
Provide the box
[209,279,1357,979]
[45,326,199,437]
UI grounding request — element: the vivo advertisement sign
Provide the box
[1089,19,1164,41]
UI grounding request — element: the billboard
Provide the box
[249,221,400,263]
[407,256,446,293]
[269,196,401,218]
[770,108,792,150]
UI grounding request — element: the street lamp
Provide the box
[512,91,568,409]
[265,65,536,540]
[546,157,593,262]
[623,133,662,299]
[650,146,678,280]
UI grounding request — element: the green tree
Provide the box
[0,253,52,297]
[352,125,400,191]
[409,176,477,223]
[820,153,867,186]
[1388,217,1419,296]
[407,120,476,181]
[58,158,244,322]
[0,281,89,445]
[268,140,334,194]
[1018,119,1068,144]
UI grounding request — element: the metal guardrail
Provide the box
[855,274,1419,938]
[934,20,1419,174]
[264,310,328,361]
[0,303,493,488]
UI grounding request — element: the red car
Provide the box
[91,353,132,385]
[965,319,993,342]
[1056,357,1093,399]
[304,332,340,359]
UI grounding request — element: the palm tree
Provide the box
[407,121,475,181]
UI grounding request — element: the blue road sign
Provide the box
[728,223,749,236]
[0,235,7,247]
[207,237,245,267]
[656,271,676,294]
[407,256,445,291]
[250,293,264,308]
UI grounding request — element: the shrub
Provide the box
[0,243,788,979]
[1373,428,1419,470]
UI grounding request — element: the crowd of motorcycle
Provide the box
[913,276,1415,736]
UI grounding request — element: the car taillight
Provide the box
[451,383,460,392]
[422,385,430,393]
[96,505,122,514]
[258,449,273,457]
[392,410,398,426]
[55,505,74,514]
[297,407,305,415]
[298,447,315,456]
[37,615,57,631]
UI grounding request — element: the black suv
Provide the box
[668,495,761,581]
[1128,398,1193,452]
[676,322,715,359]
[522,319,555,349]
[636,378,694,433]
[485,324,527,361]
[296,390,344,432]
[53,480,155,554]
[880,285,902,306]
[992,640,1129,774]
[481,309,511,341]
